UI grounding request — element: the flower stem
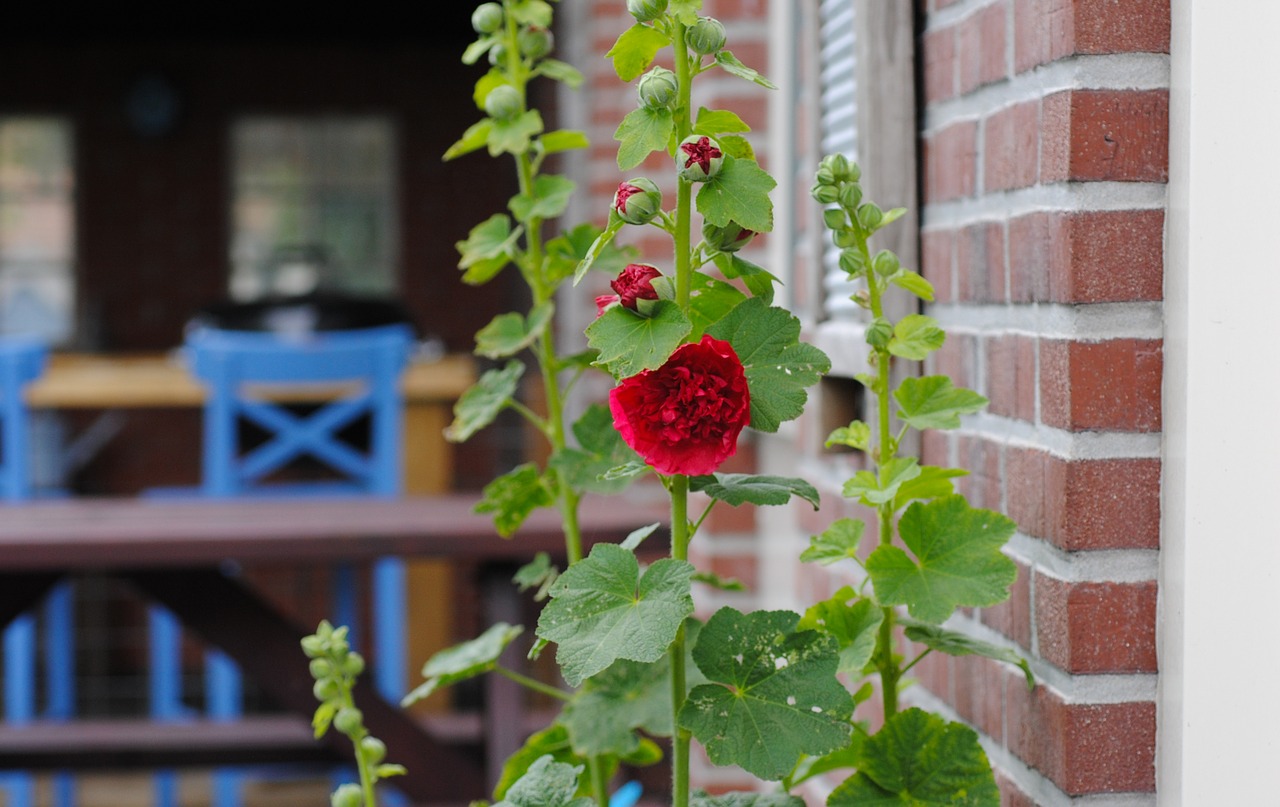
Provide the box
[494,665,572,701]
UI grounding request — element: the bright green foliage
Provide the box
[607,24,670,80]
[902,621,1035,691]
[892,466,968,512]
[495,727,597,801]
[475,463,555,538]
[475,303,555,359]
[895,376,989,431]
[537,60,585,89]
[713,51,777,89]
[707,298,831,433]
[680,608,852,780]
[799,587,883,674]
[687,271,747,338]
[586,301,692,378]
[401,623,525,707]
[445,119,495,161]
[696,155,776,233]
[667,0,702,24]
[551,222,634,286]
[826,421,872,451]
[446,361,525,443]
[828,709,999,807]
[689,473,820,509]
[510,175,577,220]
[800,518,866,566]
[714,254,777,302]
[783,737,866,791]
[694,107,751,136]
[615,106,676,170]
[866,496,1017,624]
[888,268,935,301]
[489,110,546,156]
[691,793,805,807]
[550,404,642,494]
[887,314,946,361]
[509,0,555,27]
[494,755,595,807]
[537,544,695,686]
[457,214,523,285]
[842,457,922,506]
[514,552,559,601]
[539,129,592,154]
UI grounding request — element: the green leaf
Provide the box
[690,473,820,509]
[475,303,555,359]
[400,623,524,707]
[715,134,756,161]
[707,298,831,433]
[607,24,670,81]
[444,119,494,161]
[620,523,660,552]
[457,214,523,285]
[895,376,988,431]
[585,300,692,378]
[889,268,935,301]
[714,50,777,89]
[828,709,999,807]
[494,754,594,807]
[312,700,337,739]
[692,571,747,592]
[715,254,779,303]
[785,736,866,790]
[514,552,559,602]
[511,175,577,221]
[446,361,525,443]
[602,461,651,482]
[537,59,585,90]
[692,793,805,807]
[475,463,555,538]
[615,105,676,170]
[880,207,909,228]
[509,0,555,27]
[474,70,510,110]
[825,421,871,451]
[462,36,498,66]
[537,543,695,686]
[842,457,922,506]
[901,620,1035,691]
[799,518,866,566]
[696,155,776,233]
[668,0,702,24]
[798,587,883,674]
[550,404,642,494]
[679,608,852,781]
[694,107,752,136]
[489,110,546,156]
[539,129,591,154]
[866,495,1017,624]
[688,270,748,339]
[893,466,969,511]
[887,314,946,361]
[572,220,624,284]
[494,726,590,801]
[374,763,407,779]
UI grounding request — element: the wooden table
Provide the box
[25,352,477,707]
[0,494,666,802]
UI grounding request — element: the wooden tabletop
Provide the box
[0,493,668,570]
[25,352,476,409]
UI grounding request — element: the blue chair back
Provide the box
[186,324,413,498]
[0,336,47,502]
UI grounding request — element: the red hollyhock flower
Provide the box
[610,264,663,310]
[609,335,750,476]
[595,294,619,317]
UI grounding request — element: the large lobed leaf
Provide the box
[607,24,670,81]
[586,301,691,378]
[708,298,831,433]
[537,544,695,686]
[679,608,852,781]
[446,361,525,443]
[400,623,524,707]
[690,473,820,509]
[474,463,555,538]
[894,376,988,431]
[798,587,883,674]
[457,214,524,285]
[549,404,642,495]
[495,755,594,807]
[615,106,675,170]
[866,495,1017,624]
[697,155,777,234]
[475,303,555,359]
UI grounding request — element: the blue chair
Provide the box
[149,324,414,807]
[0,336,75,807]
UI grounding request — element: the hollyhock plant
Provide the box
[608,334,749,476]
[676,134,723,181]
[610,263,663,310]
[613,177,663,225]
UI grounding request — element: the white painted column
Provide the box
[1162,2,1280,802]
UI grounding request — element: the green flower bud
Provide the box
[852,290,871,309]
[484,85,523,121]
[872,249,900,277]
[334,707,363,737]
[811,183,840,205]
[488,41,509,66]
[676,135,724,182]
[686,17,727,55]
[627,0,668,23]
[822,208,847,232]
[814,166,837,187]
[838,248,865,276]
[331,783,363,807]
[312,678,340,702]
[309,658,332,680]
[361,736,388,765]
[838,183,862,210]
[856,202,884,232]
[300,635,326,658]
[613,177,663,225]
[866,318,893,348]
[827,153,851,181]
[702,220,758,253]
[342,652,365,677]
[518,26,554,60]
[471,3,504,34]
[834,229,858,248]
[637,67,678,109]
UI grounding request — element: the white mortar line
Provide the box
[921,181,1169,228]
[929,301,1166,340]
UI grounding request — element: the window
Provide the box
[818,0,863,321]
[229,117,397,300]
[0,118,75,344]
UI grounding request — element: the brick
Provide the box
[1004,446,1046,539]
[1044,456,1162,550]
[956,221,1005,302]
[924,121,979,202]
[1074,0,1170,54]
[921,228,956,304]
[1040,338,1163,432]
[1036,577,1158,673]
[958,2,1008,94]
[924,27,957,103]
[931,332,977,393]
[1053,209,1165,302]
[985,334,1036,422]
[1007,684,1156,794]
[1042,90,1170,183]
[981,558,1032,649]
[953,653,1005,742]
[1008,213,1057,303]
[984,101,1040,192]
[957,435,1003,512]
[997,773,1036,807]
[1039,91,1073,183]
[1013,0,1074,72]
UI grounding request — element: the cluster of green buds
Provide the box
[627,0,667,23]
[303,621,405,807]
[468,0,556,69]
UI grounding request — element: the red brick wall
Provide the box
[916,0,1168,802]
